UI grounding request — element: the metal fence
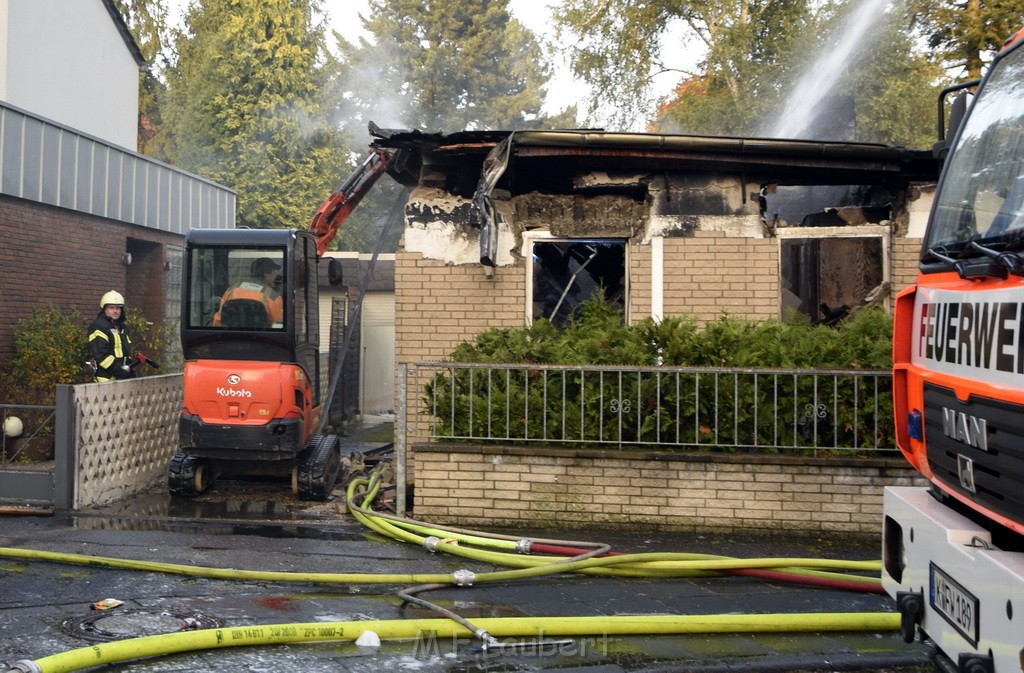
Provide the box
[1,404,56,466]
[400,362,896,457]
[0,401,72,509]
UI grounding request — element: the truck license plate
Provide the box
[930,563,978,646]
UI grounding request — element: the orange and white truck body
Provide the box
[884,26,1024,673]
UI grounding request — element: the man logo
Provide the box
[942,408,989,452]
[227,375,241,385]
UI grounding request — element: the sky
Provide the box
[163,0,699,128]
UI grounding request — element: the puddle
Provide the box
[66,479,372,541]
[60,608,222,642]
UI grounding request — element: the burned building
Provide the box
[368,127,938,364]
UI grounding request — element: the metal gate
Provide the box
[0,389,74,509]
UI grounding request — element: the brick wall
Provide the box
[628,241,651,321]
[0,194,181,363]
[399,231,783,356]
[663,232,779,323]
[413,445,928,536]
[395,251,525,363]
[892,236,923,299]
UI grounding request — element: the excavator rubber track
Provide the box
[296,434,341,501]
[168,453,212,497]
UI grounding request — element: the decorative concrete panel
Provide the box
[73,374,182,509]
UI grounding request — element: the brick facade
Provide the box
[892,236,924,298]
[395,251,525,363]
[662,232,780,324]
[0,193,181,363]
[413,444,928,536]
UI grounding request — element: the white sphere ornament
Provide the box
[3,416,24,438]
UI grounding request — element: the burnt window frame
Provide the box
[522,231,629,328]
[776,225,890,323]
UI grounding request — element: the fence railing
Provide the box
[0,403,56,466]
[0,399,73,509]
[400,362,896,457]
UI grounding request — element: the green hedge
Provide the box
[426,301,894,452]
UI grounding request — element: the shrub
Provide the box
[123,308,184,373]
[426,299,895,452]
[1,305,181,406]
[4,305,91,405]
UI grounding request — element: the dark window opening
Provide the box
[781,237,883,324]
[531,239,626,328]
[761,185,893,229]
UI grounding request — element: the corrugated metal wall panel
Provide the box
[0,102,235,231]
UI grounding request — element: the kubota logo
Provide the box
[226,375,241,385]
[216,387,252,398]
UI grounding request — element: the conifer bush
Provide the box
[427,300,894,453]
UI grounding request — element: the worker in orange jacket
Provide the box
[212,257,284,327]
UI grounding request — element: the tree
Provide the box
[333,0,551,133]
[155,0,349,230]
[555,0,951,147]
[911,0,1024,79]
[552,0,813,132]
[656,0,945,147]
[113,0,171,152]
[845,6,947,148]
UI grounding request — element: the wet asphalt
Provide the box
[0,461,934,673]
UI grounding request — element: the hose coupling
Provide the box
[7,661,42,673]
[452,569,476,586]
[474,628,499,649]
[515,539,533,554]
[423,536,441,552]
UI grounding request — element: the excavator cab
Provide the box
[172,228,342,500]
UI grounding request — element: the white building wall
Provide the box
[0,0,139,150]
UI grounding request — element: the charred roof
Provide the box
[369,125,939,198]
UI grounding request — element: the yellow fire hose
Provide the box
[1,470,897,673]
[6,613,900,673]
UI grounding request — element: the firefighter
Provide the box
[87,291,135,382]
[212,257,284,327]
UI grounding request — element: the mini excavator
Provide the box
[170,149,391,500]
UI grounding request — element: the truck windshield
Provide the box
[924,43,1024,255]
[186,247,286,330]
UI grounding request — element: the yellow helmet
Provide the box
[100,291,125,308]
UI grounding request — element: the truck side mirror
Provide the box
[328,258,343,286]
[933,80,979,161]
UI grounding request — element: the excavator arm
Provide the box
[309,148,391,257]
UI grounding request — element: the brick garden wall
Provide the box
[0,194,181,363]
[413,444,928,537]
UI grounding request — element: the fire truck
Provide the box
[884,27,1024,673]
[170,150,391,500]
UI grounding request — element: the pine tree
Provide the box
[334,0,550,133]
[156,0,349,230]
